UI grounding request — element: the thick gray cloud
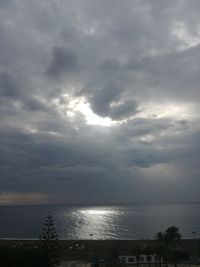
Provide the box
[47,46,79,77]
[87,83,138,119]
[0,73,19,98]
[0,0,200,204]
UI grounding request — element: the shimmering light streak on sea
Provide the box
[62,207,124,239]
[1,204,200,239]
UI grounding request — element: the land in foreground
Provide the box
[0,239,199,261]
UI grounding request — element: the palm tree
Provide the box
[155,226,182,267]
[165,226,182,250]
[155,231,167,266]
[165,226,182,267]
[155,232,165,241]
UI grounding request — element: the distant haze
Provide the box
[0,0,200,205]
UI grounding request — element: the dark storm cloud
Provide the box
[0,73,19,98]
[88,84,122,117]
[85,83,139,119]
[109,100,138,120]
[47,46,79,77]
[0,0,200,204]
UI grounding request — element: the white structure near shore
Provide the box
[119,254,160,264]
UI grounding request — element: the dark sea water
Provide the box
[0,204,200,240]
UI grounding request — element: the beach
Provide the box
[0,239,199,260]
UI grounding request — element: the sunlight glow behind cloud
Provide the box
[139,102,193,120]
[0,0,200,205]
[66,96,118,126]
[172,20,200,51]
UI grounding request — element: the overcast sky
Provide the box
[0,0,200,205]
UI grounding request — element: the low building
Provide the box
[119,254,161,264]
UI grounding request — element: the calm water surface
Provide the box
[0,204,200,239]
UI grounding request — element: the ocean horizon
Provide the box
[0,203,200,240]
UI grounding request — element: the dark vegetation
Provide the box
[155,226,183,267]
[0,213,59,267]
[39,213,60,267]
[0,220,199,266]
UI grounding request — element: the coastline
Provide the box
[0,239,198,253]
[1,239,199,264]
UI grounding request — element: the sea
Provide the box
[0,204,200,240]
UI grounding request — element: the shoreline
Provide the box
[0,239,199,262]
[0,239,198,251]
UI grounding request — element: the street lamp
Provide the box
[89,233,93,240]
[192,231,197,260]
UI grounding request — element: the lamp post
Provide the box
[192,231,197,260]
[89,233,93,240]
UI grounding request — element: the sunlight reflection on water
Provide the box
[61,204,200,240]
[63,207,123,239]
[1,204,200,239]
[81,209,113,215]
